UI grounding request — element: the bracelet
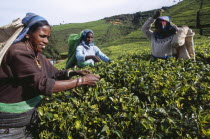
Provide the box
[67,71,71,77]
[78,77,83,85]
[68,71,77,77]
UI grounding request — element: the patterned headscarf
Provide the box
[13,13,47,43]
[81,29,94,46]
[82,29,94,38]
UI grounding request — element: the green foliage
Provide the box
[36,0,210,138]
[42,34,60,59]
[37,37,210,138]
[167,0,199,27]
[100,29,148,48]
[166,0,210,36]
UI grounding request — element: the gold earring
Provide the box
[26,35,30,39]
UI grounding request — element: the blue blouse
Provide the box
[76,43,110,67]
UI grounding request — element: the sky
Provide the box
[0,0,181,26]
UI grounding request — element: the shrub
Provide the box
[37,37,210,138]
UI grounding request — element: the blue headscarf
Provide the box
[158,16,171,22]
[81,29,94,46]
[13,13,47,44]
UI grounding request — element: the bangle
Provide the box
[67,71,71,77]
[78,77,83,85]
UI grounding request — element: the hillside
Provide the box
[49,20,136,53]
[166,0,210,35]
[44,0,210,59]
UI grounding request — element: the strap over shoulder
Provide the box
[0,18,24,65]
[0,18,23,43]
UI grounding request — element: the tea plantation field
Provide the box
[37,36,210,138]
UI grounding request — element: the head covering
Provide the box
[82,29,94,40]
[13,13,47,43]
[154,16,177,39]
[157,16,170,22]
[81,29,94,46]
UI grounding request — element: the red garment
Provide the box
[0,42,68,103]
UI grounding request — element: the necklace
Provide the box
[25,41,42,69]
[35,56,42,69]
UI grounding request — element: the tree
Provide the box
[43,33,60,60]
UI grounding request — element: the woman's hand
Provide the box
[53,74,100,92]
[69,70,91,77]
[153,9,164,19]
[82,74,100,86]
[85,55,101,62]
[76,70,91,76]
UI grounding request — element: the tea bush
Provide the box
[37,37,210,138]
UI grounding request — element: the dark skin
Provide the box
[26,26,100,93]
[153,9,166,31]
[84,32,101,62]
[153,9,164,19]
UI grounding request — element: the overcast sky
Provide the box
[0,0,181,26]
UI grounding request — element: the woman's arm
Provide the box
[141,17,155,40]
[85,55,101,62]
[94,46,110,62]
[53,74,100,93]
[76,45,102,62]
[142,9,164,40]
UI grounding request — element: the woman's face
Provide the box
[86,32,94,44]
[155,20,168,31]
[27,25,51,53]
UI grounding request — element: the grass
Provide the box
[50,0,210,58]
